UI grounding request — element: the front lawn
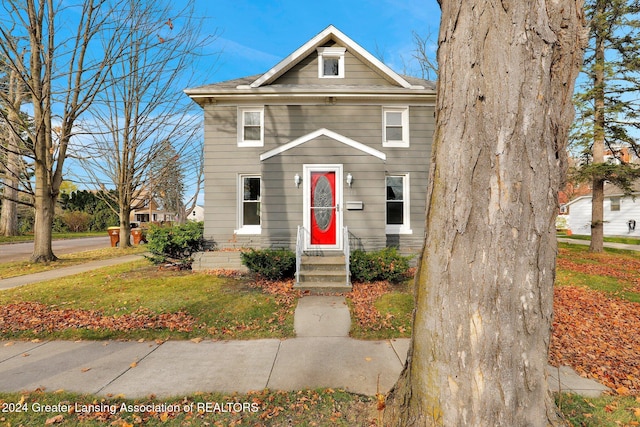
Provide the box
[0,246,147,280]
[0,389,377,426]
[0,261,295,341]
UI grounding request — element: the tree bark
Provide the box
[385,1,586,426]
[589,0,606,253]
[0,114,21,237]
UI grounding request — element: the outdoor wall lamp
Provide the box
[346,173,353,187]
[294,173,301,188]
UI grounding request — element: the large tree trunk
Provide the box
[1,69,25,237]
[386,1,586,426]
[119,193,132,248]
[31,167,56,262]
[0,128,20,237]
[589,0,606,253]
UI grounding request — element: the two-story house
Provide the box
[185,26,435,285]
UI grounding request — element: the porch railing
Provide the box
[295,225,303,285]
[343,226,351,285]
[295,225,351,287]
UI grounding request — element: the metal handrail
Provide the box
[295,225,303,285]
[343,226,350,285]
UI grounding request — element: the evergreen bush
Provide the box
[349,247,412,283]
[240,248,296,280]
[146,221,204,266]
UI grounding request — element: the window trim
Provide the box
[237,107,264,147]
[610,196,621,212]
[382,106,410,147]
[385,174,412,234]
[236,175,261,234]
[317,47,346,79]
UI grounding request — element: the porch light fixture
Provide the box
[346,173,353,187]
[294,173,301,188]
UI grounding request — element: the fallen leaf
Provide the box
[190,337,203,344]
[4,341,14,347]
[130,361,138,368]
[365,357,372,362]
[45,414,64,425]
[81,367,91,373]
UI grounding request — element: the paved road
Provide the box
[0,236,110,263]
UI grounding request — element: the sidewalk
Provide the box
[558,237,640,251]
[0,296,610,399]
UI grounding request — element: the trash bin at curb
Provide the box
[108,227,120,247]
[131,228,146,245]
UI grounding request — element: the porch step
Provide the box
[294,254,352,294]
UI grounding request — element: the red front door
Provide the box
[310,171,337,245]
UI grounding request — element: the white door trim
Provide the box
[303,164,343,251]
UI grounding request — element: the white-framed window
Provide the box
[317,47,346,78]
[386,174,412,234]
[382,107,410,147]
[236,175,261,234]
[237,107,264,147]
[610,196,621,211]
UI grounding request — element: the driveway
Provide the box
[0,236,110,263]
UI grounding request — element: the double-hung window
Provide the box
[238,107,264,147]
[237,175,261,234]
[383,107,410,147]
[610,196,621,211]
[386,175,411,234]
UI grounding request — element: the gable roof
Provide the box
[247,25,418,90]
[260,128,386,161]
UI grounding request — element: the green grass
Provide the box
[556,393,640,426]
[556,242,640,303]
[0,389,376,426]
[561,233,640,245]
[0,246,147,280]
[349,285,414,340]
[0,390,633,426]
[0,261,295,341]
[349,242,640,340]
[0,231,106,244]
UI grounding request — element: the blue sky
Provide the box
[193,0,441,84]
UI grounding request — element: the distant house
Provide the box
[185,26,435,280]
[187,205,204,222]
[129,193,176,225]
[563,183,640,236]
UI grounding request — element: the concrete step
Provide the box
[293,282,352,294]
[298,271,347,283]
[300,255,345,264]
[297,255,351,294]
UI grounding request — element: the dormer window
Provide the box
[317,47,346,78]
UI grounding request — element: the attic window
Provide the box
[317,47,346,78]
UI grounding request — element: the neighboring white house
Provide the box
[563,183,640,236]
[188,205,205,222]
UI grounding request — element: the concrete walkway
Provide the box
[0,296,610,399]
[0,255,611,399]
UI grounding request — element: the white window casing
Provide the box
[317,47,346,78]
[237,107,264,147]
[385,174,412,234]
[236,175,261,234]
[382,106,410,147]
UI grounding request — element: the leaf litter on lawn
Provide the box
[550,286,640,395]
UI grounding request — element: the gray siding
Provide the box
[202,102,434,252]
[273,49,394,87]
